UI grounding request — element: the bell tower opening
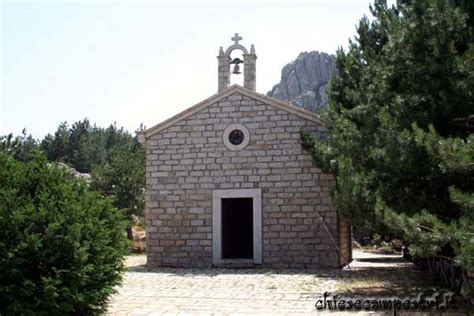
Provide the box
[217,33,257,92]
[229,50,244,86]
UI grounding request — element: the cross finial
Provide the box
[231,33,242,45]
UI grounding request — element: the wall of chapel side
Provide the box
[145,92,342,268]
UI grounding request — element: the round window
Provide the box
[228,129,244,145]
[223,124,250,151]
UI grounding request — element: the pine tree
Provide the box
[302,0,473,275]
[0,129,38,162]
[91,144,145,240]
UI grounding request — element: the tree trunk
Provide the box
[126,226,134,241]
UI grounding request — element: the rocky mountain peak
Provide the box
[267,51,336,112]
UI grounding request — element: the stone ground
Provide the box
[106,250,459,315]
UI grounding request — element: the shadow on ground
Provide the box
[125,250,443,297]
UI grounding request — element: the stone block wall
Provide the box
[217,54,230,92]
[243,53,256,91]
[145,91,342,268]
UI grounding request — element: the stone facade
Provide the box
[141,85,349,269]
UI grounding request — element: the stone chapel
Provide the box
[138,34,352,268]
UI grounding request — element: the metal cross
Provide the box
[231,33,242,45]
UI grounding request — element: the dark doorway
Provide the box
[221,198,253,259]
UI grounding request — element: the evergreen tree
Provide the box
[40,119,139,174]
[91,143,145,241]
[41,122,71,163]
[0,129,39,162]
[0,151,128,314]
[4,119,146,241]
[302,0,473,276]
[36,119,146,239]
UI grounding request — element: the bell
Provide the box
[230,57,243,64]
[230,57,243,75]
[232,64,241,74]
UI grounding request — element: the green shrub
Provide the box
[0,151,129,315]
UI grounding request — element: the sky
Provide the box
[1,0,380,139]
